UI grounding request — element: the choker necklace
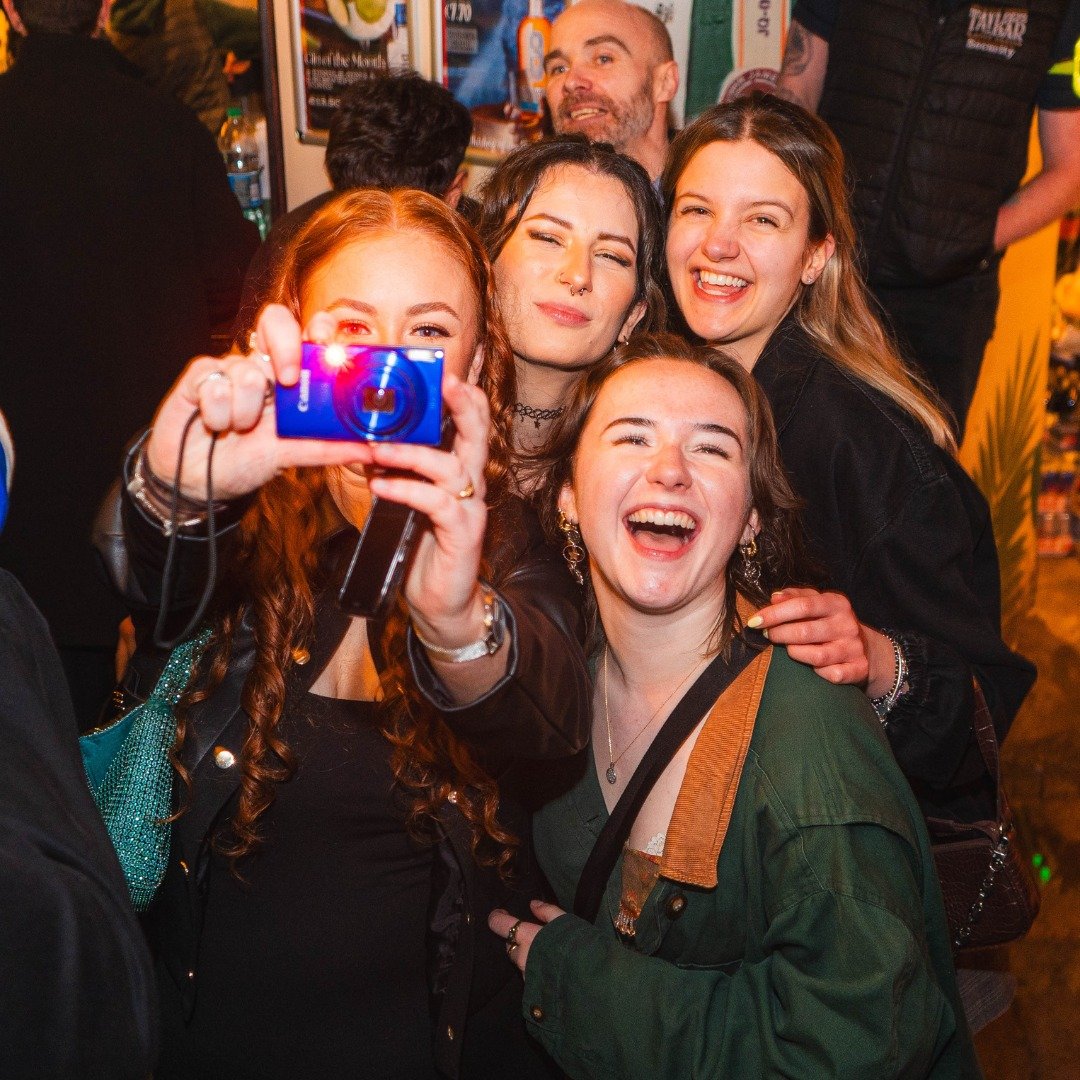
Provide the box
[513,402,566,430]
[602,649,703,785]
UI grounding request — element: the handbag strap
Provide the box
[970,681,1007,822]
[573,635,758,924]
[926,681,1009,840]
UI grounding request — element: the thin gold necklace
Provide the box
[602,648,703,785]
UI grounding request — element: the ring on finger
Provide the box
[195,369,230,394]
[506,919,523,944]
[456,479,476,501]
[506,940,520,956]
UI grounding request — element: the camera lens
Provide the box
[362,386,396,414]
[332,350,424,440]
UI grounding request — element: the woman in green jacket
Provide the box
[491,333,982,1079]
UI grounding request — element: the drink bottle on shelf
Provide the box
[219,105,269,240]
[517,0,550,112]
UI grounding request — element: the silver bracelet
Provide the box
[871,632,909,720]
[413,590,507,664]
[127,446,208,536]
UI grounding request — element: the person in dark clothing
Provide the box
[0,409,157,1079]
[662,95,1035,826]
[776,0,1080,437]
[97,188,587,1079]
[234,71,473,340]
[0,0,259,726]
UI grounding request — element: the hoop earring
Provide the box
[739,535,761,588]
[557,510,586,585]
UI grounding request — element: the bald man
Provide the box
[544,0,678,182]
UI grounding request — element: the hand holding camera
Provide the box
[144,305,376,504]
[142,303,496,663]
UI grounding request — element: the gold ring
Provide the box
[456,480,476,501]
[194,369,230,393]
[506,940,520,956]
[506,919,522,944]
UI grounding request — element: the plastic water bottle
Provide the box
[219,106,268,240]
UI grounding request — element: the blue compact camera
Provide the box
[275,342,444,444]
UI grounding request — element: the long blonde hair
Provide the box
[662,95,957,454]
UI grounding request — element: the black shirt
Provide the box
[157,691,438,1079]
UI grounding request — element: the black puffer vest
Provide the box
[820,0,1069,286]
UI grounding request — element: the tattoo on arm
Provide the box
[781,23,812,77]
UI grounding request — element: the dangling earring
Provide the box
[557,510,586,585]
[739,535,761,588]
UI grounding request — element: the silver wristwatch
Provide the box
[414,590,507,663]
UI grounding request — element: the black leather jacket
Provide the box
[95,442,590,1078]
[753,319,1036,820]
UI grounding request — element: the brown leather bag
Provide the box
[925,686,1040,953]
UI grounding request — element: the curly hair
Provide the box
[173,189,520,873]
[528,332,816,655]
[474,134,667,335]
[662,94,956,454]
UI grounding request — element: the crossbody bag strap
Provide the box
[573,635,759,924]
[969,680,1008,822]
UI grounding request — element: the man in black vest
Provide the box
[777,0,1080,437]
[0,0,258,724]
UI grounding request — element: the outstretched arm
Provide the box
[775,19,829,113]
[994,108,1080,251]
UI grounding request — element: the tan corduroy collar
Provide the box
[658,642,773,889]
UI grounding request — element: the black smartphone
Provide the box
[337,417,456,620]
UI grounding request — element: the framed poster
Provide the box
[433,0,564,189]
[289,0,417,142]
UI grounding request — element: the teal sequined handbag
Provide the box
[81,629,210,911]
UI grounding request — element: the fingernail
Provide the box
[761,628,770,639]
[747,614,763,628]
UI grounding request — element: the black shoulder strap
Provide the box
[573,635,758,923]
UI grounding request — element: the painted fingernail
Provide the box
[747,615,763,628]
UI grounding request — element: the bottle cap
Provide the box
[226,106,243,118]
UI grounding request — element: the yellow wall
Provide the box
[959,122,1056,647]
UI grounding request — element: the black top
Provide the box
[158,691,438,1079]
[0,33,258,649]
[753,318,1036,818]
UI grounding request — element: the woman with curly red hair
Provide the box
[102,188,588,1079]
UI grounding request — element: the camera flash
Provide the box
[324,343,349,370]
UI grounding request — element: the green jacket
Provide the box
[528,646,983,1079]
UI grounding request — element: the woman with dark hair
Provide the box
[489,333,979,1078]
[100,188,587,1079]
[662,94,1034,824]
[475,135,666,454]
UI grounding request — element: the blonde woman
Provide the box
[662,94,1034,825]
